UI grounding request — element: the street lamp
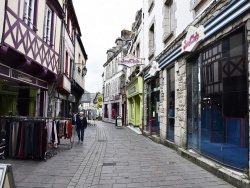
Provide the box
[82,66,87,76]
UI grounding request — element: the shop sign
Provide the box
[181,25,205,52]
[149,61,161,76]
[117,116,122,127]
[118,54,144,67]
[128,86,136,95]
[114,95,120,100]
[0,63,48,89]
[12,70,36,84]
[63,75,71,93]
[57,75,71,94]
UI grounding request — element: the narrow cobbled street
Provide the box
[1,121,234,188]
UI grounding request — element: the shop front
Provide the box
[71,80,84,113]
[145,76,160,135]
[153,0,250,174]
[126,77,143,127]
[187,26,248,170]
[103,95,122,124]
[0,63,48,117]
[56,74,71,117]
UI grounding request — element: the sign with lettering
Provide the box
[118,54,144,67]
[0,63,48,89]
[12,70,36,84]
[128,86,136,95]
[181,25,205,52]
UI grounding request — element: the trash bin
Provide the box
[115,115,122,128]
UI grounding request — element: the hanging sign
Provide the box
[181,25,205,52]
[118,54,144,67]
[149,61,161,76]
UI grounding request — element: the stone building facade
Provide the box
[134,0,250,186]
[148,0,250,186]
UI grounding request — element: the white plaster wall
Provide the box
[175,0,193,36]
[54,15,62,54]
[36,1,46,38]
[142,0,165,65]
[74,38,86,89]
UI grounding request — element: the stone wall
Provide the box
[175,59,187,148]
[159,70,167,139]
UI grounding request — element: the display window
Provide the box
[167,67,175,141]
[187,27,248,170]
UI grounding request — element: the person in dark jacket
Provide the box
[76,111,87,144]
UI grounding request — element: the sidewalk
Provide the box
[1,121,236,188]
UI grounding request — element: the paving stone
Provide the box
[0,121,235,188]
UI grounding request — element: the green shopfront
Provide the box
[126,77,143,127]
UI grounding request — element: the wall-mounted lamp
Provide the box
[82,66,87,76]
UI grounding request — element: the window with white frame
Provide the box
[43,4,53,45]
[23,0,35,28]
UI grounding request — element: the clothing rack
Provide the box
[54,118,73,150]
[0,116,73,161]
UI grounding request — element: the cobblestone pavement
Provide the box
[1,121,235,188]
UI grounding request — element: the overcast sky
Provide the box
[73,0,142,94]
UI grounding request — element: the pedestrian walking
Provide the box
[76,111,87,144]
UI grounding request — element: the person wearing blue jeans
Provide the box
[76,111,87,144]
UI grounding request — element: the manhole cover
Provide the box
[102,162,116,166]
[98,140,106,142]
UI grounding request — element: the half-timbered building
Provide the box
[0,0,64,117]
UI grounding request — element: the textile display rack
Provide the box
[55,117,73,150]
[0,116,73,162]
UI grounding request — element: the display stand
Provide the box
[44,144,57,162]
[0,164,15,188]
[57,118,73,150]
[0,116,73,162]
[116,116,123,129]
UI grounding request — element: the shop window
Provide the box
[167,67,175,141]
[187,27,248,170]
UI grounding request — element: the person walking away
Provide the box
[76,112,87,144]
